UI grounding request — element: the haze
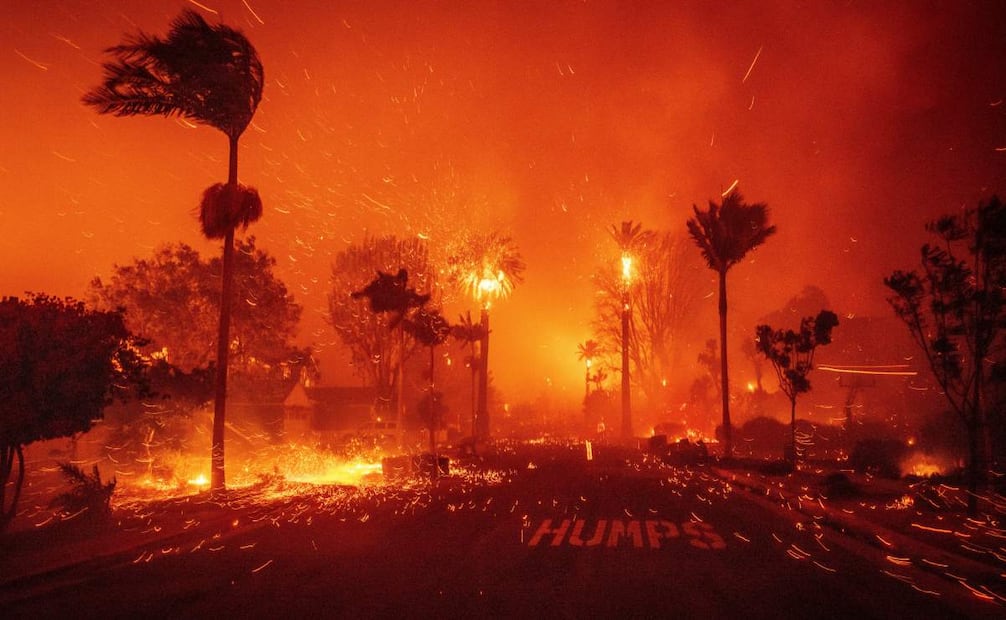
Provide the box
[2,0,1003,401]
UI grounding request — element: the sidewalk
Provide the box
[712,463,1006,605]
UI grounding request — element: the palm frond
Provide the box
[687,189,776,272]
[609,220,654,252]
[199,183,263,239]
[83,9,263,140]
[446,231,526,303]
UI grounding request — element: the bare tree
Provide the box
[328,236,436,407]
[593,231,705,410]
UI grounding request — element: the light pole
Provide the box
[620,252,633,441]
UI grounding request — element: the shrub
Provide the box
[737,416,788,456]
[820,472,858,498]
[50,462,116,519]
[757,459,794,476]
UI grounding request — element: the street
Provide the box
[1,443,998,618]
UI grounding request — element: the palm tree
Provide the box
[404,307,451,476]
[609,221,654,440]
[686,190,776,459]
[452,311,486,437]
[447,232,525,439]
[353,269,430,443]
[83,9,264,491]
[576,340,603,400]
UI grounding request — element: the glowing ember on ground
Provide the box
[112,443,390,505]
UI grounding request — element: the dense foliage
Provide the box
[885,195,1006,513]
[0,294,146,530]
[89,238,308,402]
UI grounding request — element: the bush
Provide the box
[849,439,907,479]
[757,459,794,476]
[820,472,858,498]
[50,462,116,520]
[737,416,788,456]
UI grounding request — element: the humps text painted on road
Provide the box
[526,518,727,550]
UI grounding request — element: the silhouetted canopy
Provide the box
[82,9,263,141]
[687,190,777,273]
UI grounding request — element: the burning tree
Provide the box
[446,231,525,439]
[0,294,147,531]
[687,190,777,458]
[83,9,265,492]
[885,195,1006,515]
[592,231,704,412]
[576,340,603,400]
[755,310,839,464]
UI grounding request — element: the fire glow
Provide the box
[901,452,953,478]
[117,444,388,503]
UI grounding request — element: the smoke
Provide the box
[1,1,1004,401]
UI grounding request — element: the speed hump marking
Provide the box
[527,518,727,550]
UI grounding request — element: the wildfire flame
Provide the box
[900,452,952,478]
[118,444,387,503]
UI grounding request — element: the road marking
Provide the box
[527,518,726,550]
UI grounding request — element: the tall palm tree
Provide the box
[452,311,486,437]
[609,221,654,440]
[576,340,603,400]
[405,306,451,476]
[447,232,525,439]
[83,9,264,491]
[686,190,776,459]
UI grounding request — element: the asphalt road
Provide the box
[1,444,1000,618]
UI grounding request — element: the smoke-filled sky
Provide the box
[2,0,1004,401]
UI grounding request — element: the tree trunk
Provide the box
[210,135,240,493]
[843,386,859,431]
[396,323,405,447]
[477,308,490,439]
[429,344,438,481]
[1,444,25,531]
[973,354,989,517]
[211,228,234,493]
[719,269,732,459]
[621,290,632,440]
[470,342,477,438]
[967,417,979,516]
[789,398,798,465]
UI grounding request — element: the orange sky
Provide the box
[1,0,1004,402]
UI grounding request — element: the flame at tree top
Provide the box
[447,231,526,310]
